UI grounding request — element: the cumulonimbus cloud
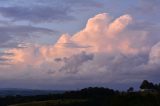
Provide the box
[0,13,160,89]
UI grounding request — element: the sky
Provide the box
[0,0,160,90]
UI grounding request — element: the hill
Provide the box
[1,80,160,106]
[0,88,64,96]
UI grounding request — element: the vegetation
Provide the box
[0,80,160,106]
[10,99,87,106]
[140,80,160,91]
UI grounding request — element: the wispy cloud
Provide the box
[0,6,74,23]
[0,24,56,48]
[0,0,101,23]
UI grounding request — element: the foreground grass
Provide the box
[7,93,160,106]
[9,99,87,106]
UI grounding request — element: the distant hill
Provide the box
[8,87,160,106]
[0,88,65,96]
[1,80,160,106]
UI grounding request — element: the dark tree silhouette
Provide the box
[127,87,134,92]
[140,80,154,89]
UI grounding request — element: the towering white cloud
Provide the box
[0,13,159,89]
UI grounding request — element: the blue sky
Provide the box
[0,0,160,90]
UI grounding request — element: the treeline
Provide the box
[140,80,160,91]
[1,80,160,106]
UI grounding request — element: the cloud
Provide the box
[63,0,103,8]
[71,13,138,54]
[0,0,102,23]
[0,24,56,48]
[148,42,160,65]
[130,0,160,19]
[107,15,132,37]
[59,52,94,74]
[0,13,160,89]
[0,6,74,23]
[139,0,160,14]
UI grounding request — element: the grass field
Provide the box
[9,99,87,106]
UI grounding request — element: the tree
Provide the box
[127,87,134,92]
[140,80,154,89]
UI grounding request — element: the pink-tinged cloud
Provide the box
[4,13,135,64]
[107,15,132,37]
[0,13,159,89]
